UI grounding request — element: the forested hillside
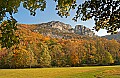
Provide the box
[102,32,120,40]
[0,24,120,68]
[18,21,95,39]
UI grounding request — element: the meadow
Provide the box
[0,65,120,78]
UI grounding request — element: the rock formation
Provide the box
[23,21,95,38]
[74,25,95,37]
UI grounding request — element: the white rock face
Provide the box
[75,25,95,37]
[33,21,95,38]
[49,21,72,31]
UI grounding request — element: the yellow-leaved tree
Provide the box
[0,0,119,48]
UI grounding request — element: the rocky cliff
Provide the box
[20,21,95,39]
[74,25,95,37]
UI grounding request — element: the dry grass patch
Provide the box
[0,66,120,78]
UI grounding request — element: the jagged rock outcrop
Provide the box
[33,21,75,38]
[49,21,72,31]
[74,25,95,37]
[21,21,95,39]
[34,21,73,32]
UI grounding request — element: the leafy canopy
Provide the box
[73,0,120,34]
[0,0,120,48]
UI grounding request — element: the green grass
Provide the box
[0,66,120,78]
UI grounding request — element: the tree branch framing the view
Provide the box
[0,0,120,48]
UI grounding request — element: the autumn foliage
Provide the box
[0,25,120,68]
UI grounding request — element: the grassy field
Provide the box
[0,66,120,78]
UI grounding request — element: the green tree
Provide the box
[95,38,115,65]
[104,39,120,64]
[0,20,19,48]
[102,51,114,65]
[73,0,120,34]
[27,43,38,68]
[2,47,33,68]
[49,44,64,67]
[0,0,119,48]
[85,41,97,64]
[0,0,46,48]
[39,43,51,67]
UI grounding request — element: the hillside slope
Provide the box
[0,22,120,68]
[18,21,95,39]
[102,32,120,40]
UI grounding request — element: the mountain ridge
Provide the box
[18,21,95,39]
[102,31,120,40]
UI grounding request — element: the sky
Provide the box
[12,0,110,36]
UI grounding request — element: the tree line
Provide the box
[0,0,120,49]
[0,25,120,68]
